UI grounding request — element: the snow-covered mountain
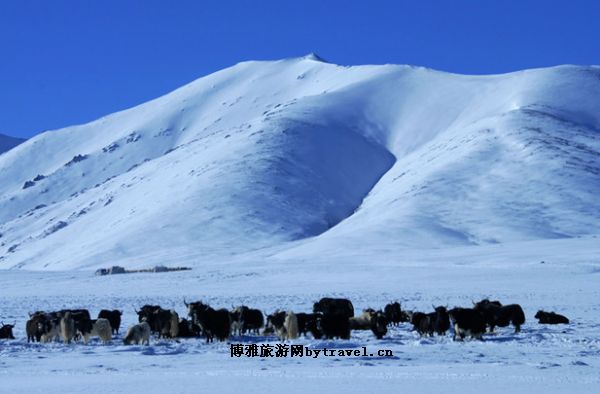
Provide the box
[1,55,599,270]
[0,133,25,155]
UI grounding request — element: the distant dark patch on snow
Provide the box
[69,208,89,219]
[571,360,589,366]
[95,266,126,275]
[127,163,140,172]
[155,127,174,137]
[392,171,409,182]
[126,132,141,143]
[521,104,600,133]
[19,206,43,218]
[164,147,178,155]
[22,180,35,189]
[104,196,113,206]
[588,266,600,274]
[34,204,47,210]
[65,154,88,166]
[43,221,68,236]
[249,130,264,138]
[102,176,116,185]
[33,174,46,181]
[7,244,18,253]
[103,142,119,153]
[126,158,151,172]
[95,265,191,276]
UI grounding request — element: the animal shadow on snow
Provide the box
[2,339,82,354]
[111,340,187,356]
[476,326,556,344]
[305,340,363,349]
[229,334,277,343]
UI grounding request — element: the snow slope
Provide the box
[0,133,25,155]
[0,56,599,269]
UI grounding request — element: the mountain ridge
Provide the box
[0,133,26,155]
[0,58,599,270]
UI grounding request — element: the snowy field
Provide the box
[1,237,599,393]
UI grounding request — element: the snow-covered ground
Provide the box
[1,237,599,393]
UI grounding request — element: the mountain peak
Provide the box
[302,53,328,63]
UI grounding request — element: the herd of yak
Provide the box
[0,297,570,345]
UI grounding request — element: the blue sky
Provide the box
[1,0,599,138]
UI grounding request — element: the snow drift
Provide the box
[0,55,599,269]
